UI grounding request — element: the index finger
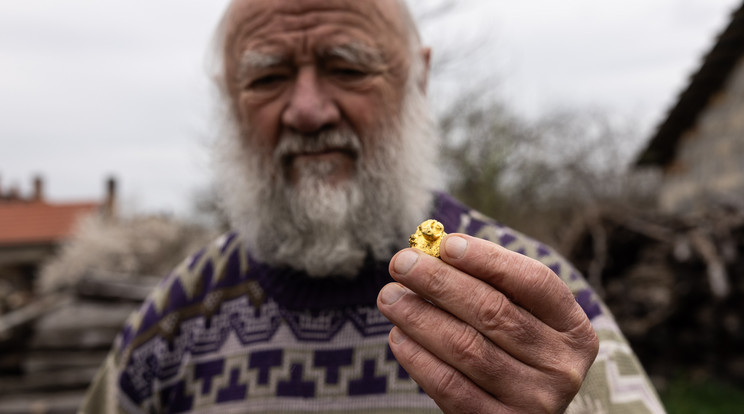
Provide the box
[439,233,585,333]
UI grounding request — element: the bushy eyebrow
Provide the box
[236,42,384,83]
[237,51,285,82]
[325,42,384,67]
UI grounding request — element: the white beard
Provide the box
[212,82,442,278]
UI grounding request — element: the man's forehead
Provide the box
[224,0,405,42]
[227,0,401,15]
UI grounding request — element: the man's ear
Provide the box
[418,46,432,94]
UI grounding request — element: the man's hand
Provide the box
[377,234,599,413]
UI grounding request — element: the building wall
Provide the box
[659,56,744,214]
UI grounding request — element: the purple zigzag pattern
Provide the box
[130,345,415,411]
[281,309,349,342]
[119,237,249,354]
[120,297,281,403]
[346,306,395,337]
[120,298,394,403]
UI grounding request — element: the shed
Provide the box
[636,2,744,214]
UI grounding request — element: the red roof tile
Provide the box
[0,201,100,246]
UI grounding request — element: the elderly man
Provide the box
[81,0,665,413]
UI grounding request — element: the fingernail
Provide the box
[393,250,419,274]
[444,235,468,259]
[380,283,407,305]
[390,327,408,344]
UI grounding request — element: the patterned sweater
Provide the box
[79,193,666,414]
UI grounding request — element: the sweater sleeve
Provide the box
[78,352,130,414]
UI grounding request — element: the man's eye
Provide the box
[330,68,369,81]
[247,74,287,89]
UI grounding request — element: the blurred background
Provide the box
[2,0,744,412]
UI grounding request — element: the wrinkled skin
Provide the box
[378,234,599,413]
[222,0,418,186]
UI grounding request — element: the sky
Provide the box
[0,0,741,217]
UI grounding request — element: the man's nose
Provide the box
[282,68,341,134]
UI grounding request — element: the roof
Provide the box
[0,201,99,247]
[636,2,744,167]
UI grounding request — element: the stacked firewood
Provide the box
[560,205,744,387]
[0,272,158,414]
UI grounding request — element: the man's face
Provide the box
[223,0,412,186]
[214,0,440,277]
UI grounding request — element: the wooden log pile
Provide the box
[560,205,744,387]
[0,273,159,414]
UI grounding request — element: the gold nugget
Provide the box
[409,219,447,258]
